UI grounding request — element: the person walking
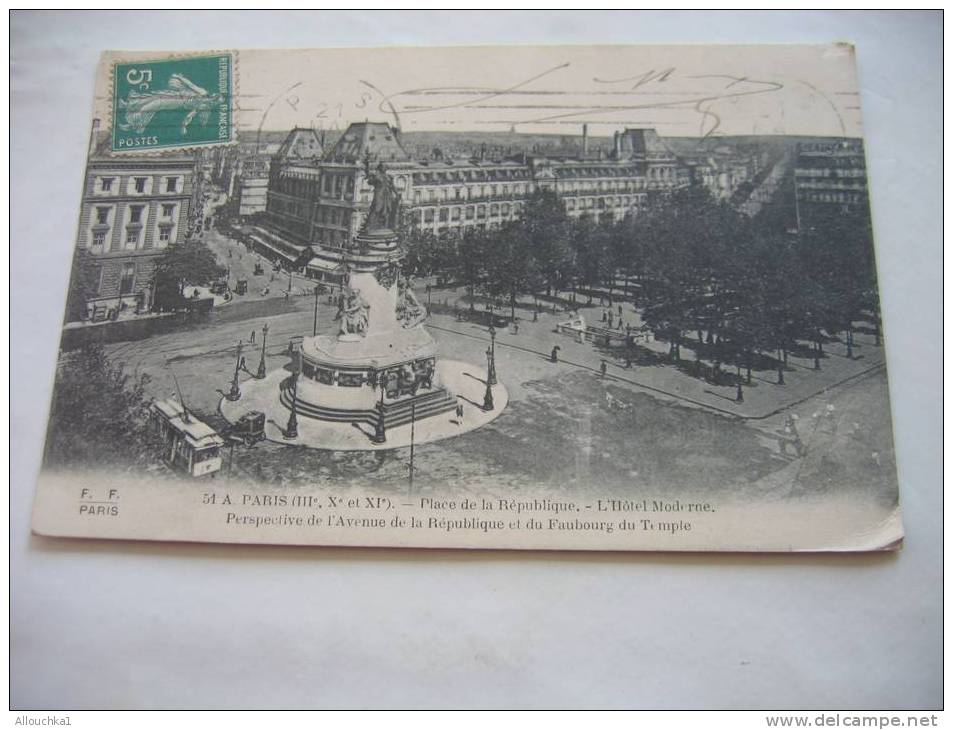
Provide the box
[550,345,560,363]
[600,359,608,378]
[250,330,256,343]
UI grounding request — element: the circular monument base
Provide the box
[219,359,508,451]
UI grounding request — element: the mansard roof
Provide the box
[326,122,410,163]
[275,128,324,163]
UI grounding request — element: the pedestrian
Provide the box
[625,353,633,369]
[601,310,607,323]
[618,304,622,316]
[456,402,464,421]
[550,345,560,363]
[239,356,246,371]
[250,330,256,343]
[512,321,519,335]
[600,359,607,378]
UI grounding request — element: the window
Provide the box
[119,262,136,294]
[451,207,461,221]
[465,206,474,220]
[158,225,173,243]
[477,205,486,219]
[165,177,178,193]
[134,177,147,193]
[501,203,510,215]
[126,229,140,246]
[100,177,114,192]
[95,206,110,225]
[438,208,449,223]
[162,203,175,218]
[129,205,144,224]
[92,231,107,247]
[490,204,499,216]
[423,209,434,224]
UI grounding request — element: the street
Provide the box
[102,272,897,505]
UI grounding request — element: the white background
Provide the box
[10,10,942,710]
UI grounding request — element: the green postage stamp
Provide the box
[111,53,233,152]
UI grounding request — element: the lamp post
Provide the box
[255,323,269,379]
[487,324,497,386]
[483,348,495,412]
[313,285,320,337]
[735,364,744,403]
[285,359,299,440]
[373,371,387,444]
[226,340,243,401]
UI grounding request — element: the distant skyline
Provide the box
[94,44,864,140]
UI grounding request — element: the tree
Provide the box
[483,221,543,320]
[43,344,155,470]
[523,189,572,296]
[455,228,487,312]
[152,239,226,309]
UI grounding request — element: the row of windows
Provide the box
[800,192,867,204]
[91,226,174,248]
[409,175,665,203]
[94,175,182,195]
[412,167,529,185]
[94,203,177,225]
[418,201,526,224]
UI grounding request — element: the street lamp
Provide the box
[735,365,744,403]
[372,371,387,444]
[255,323,269,379]
[226,340,243,401]
[313,285,320,337]
[285,359,300,440]
[487,325,497,386]
[483,349,495,412]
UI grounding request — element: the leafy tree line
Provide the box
[44,344,155,470]
[403,186,880,379]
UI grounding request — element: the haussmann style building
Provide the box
[249,122,696,287]
[72,122,201,321]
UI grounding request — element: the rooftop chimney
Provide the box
[582,124,589,157]
[614,130,623,159]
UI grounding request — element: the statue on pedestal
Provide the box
[363,154,401,233]
[395,275,426,328]
[336,285,370,337]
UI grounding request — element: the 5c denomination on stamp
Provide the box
[111,52,233,152]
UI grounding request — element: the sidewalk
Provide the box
[424,295,887,422]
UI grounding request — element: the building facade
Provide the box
[257,123,695,283]
[74,128,198,319]
[794,139,869,230]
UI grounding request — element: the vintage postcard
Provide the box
[31,44,902,551]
